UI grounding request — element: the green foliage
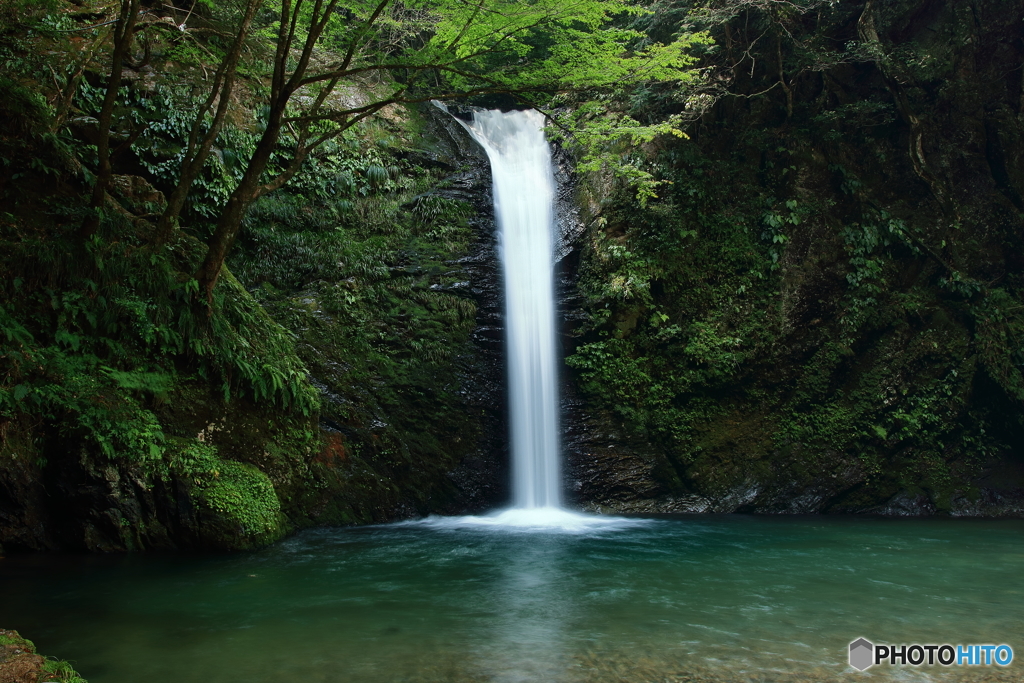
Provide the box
[333,0,715,100]
[202,269,321,413]
[169,440,281,536]
[73,82,259,225]
[583,229,660,306]
[556,103,699,203]
[838,214,901,337]
[176,0,713,220]
[0,75,53,131]
[974,288,1024,403]
[566,74,1017,507]
[0,0,60,28]
[0,305,167,462]
[567,152,775,453]
[568,339,662,414]
[0,73,75,184]
[225,131,482,503]
[0,0,63,51]
[247,205,477,373]
[230,133,446,289]
[761,198,802,272]
[0,190,318,467]
[102,367,174,397]
[40,658,88,683]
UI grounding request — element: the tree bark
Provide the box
[776,35,793,119]
[154,0,263,244]
[52,30,107,133]
[193,0,342,301]
[81,0,140,239]
[195,113,283,301]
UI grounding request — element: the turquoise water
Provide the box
[1,515,1021,682]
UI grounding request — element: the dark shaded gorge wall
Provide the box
[0,104,510,552]
[560,0,1024,516]
[5,0,1024,557]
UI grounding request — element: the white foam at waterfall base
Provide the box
[404,508,650,533]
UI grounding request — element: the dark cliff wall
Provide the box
[563,0,1024,516]
[5,0,1024,556]
[0,92,508,552]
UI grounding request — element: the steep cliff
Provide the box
[564,0,1024,516]
[3,0,1023,558]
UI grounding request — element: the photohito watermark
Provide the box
[849,638,1014,671]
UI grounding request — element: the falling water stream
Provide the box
[434,105,616,528]
[462,108,561,511]
[437,107,564,515]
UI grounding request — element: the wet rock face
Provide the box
[555,2,1024,518]
[0,389,308,553]
[399,104,511,514]
[0,629,46,683]
[562,384,670,509]
[553,145,684,514]
[0,441,204,552]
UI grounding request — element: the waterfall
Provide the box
[461,108,562,510]
[423,104,635,528]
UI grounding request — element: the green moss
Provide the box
[200,461,281,537]
[0,629,87,683]
[568,68,1021,510]
[167,439,282,544]
[0,633,23,648]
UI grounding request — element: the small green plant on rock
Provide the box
[169,440,282,539]
[0,629,87,683]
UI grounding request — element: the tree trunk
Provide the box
[777,36,793,120]
[195,116,283,302]
[81,0,140,239]
[154,0,264,244]
[192,0,342,301]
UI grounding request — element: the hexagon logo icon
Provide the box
[849,638,874,671]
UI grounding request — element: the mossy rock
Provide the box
[166,439,285,550]
[0,629,86,683]
[198,461,283,543]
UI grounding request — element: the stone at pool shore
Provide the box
[0,630,85,683]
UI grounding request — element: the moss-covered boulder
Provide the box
[0,629,85,683]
